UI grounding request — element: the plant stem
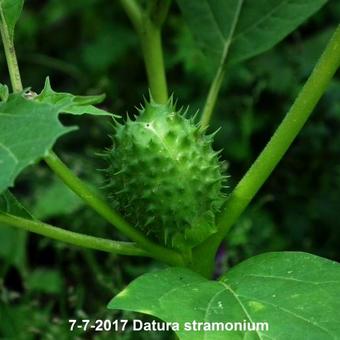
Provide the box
[199,0,243,130]
[119,0,143,33]
[120,0,169,103]
[0,9,22,92]
[217,24,340,238]
[0,212,148,257]
[193,25,340,278]
[44,151,184,266]
[140,19,168,103]
[200,62,227,130]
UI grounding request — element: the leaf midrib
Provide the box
[206,0,292,65]
[205,0,245,65]
[219,281,264,340]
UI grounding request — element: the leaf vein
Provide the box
[238,294,336,339]
[219,281,264,340]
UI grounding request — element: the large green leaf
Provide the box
[176,0,328,67]
[0,0,24,40]
[0,80,112,194]
[109,252,340,339]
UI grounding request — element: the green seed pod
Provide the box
[104,98,227,251]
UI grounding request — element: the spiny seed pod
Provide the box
[104,98,227,251]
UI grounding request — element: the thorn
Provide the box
[212,149,223,158]
[192,109,200,122]
[177,105,184,115]
[136,101,145,114]
[173,97,179,111]
[167,93,174,108]
[147,90,155,105]
[107,133,116,144]
[207,127,222,139]
[112,116,122,127]
[126,111,132,122]
[182,106,190,118]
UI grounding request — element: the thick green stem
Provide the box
[217,25,340,237]
[0,8,22,92]
[193,25,340,278]
[120,0,169,103]
[44,151,184,266]
[140,20,168,103]
[0,212,148,257]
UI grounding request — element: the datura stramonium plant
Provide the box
[104,98,227,251]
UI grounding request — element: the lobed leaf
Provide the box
[35,77,110,116]
[0,79,113,194]
[0,93,75,194]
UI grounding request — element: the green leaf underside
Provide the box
[0,190,32,218]
[0,190,32,271]
[0,78,111,194]
[108,252,340,340]
[176,0,328,68]
[36,77,110,116]
[0,0,24,40]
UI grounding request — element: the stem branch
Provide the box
[119,0,143,33]
[0,212,148,257]
[217,24,340,240]
[44,151,184,266]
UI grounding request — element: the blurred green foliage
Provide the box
[0,0,339,338]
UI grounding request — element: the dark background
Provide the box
[0,0,339,338]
